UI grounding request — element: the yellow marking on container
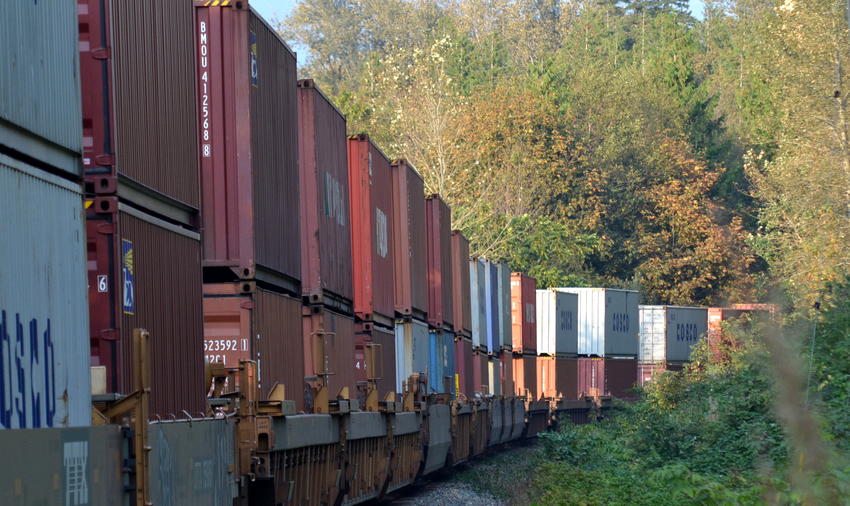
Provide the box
[222,0,231,5]
[85,200,93,209]
[211,0,220,5]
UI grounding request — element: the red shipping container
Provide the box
[510,272,537,354]
[302,306,357,405]
[81,0,200,210]
[348,135,395,325]
[391,160,428,320]
[455,338,474,397]
[500,352,514,397]
[539,356,580,399]
[87,201,204,416]
[353,324,397,398]
[578,357,637,399]
[537,356,556,399]
[473,350,490,395]
[299,79,353,310]
[203,283,304,410]
[451,232,472,337]
[638,362,687,386]
[194,4,301,291]
[425,195,453,330]
[513,355,538,400]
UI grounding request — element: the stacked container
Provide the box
[425,195,455,393]
[511,273,538,399]
[1,0,91,427]
[496,263,513,352]
[557,288,640,399]
[536,290,579,399]
[391,160,430,392]
[451,233,473,396]
[482,260,499,353]
[707,305,777,363]
[195,2,309,411]
[469,259,488,395]
[638,306,707,385]
[348,135,397,397]
[82,0,204,415]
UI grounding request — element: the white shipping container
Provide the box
[639,306,708,363]
[496,262,512,350]
[0,155,91,429]
[536,290,578,356]
[488,357,501,395]
[556,288,639,357]
[469,260,486,349]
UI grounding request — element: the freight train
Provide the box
[0,1,776,504]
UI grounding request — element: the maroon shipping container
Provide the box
[348,135,395,326]
[425,195,453,329]
[578,357,637,399]
[500,352,514,396]
[302,306,357,405]
[298,80,353,311]
[473,350,489,395]
[87,199,204,416]
[203,283,304,410]
[391,160,428,320]
[195,3,301,291]
[451,231,472,337]
[512,354,538,400]
[455,338,474,397]
[510,273,537,354]
[80,0,200,212]
[353,324,397,398]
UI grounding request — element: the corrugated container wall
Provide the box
[455,339,474,396]
[354,325,396,398]
[469,260,487,349]
[451,232,472,337]
[428,331,455,394]
[89,206,205,416]
[425,195,453,329]
[489,357,501,396]
[496,263,512,351]
[195,5,300,290]
[558,288,639,357]
[483,261,499,352]
[474,351,489,395]
[203,284,304,410]
[500,352,514,396]
[536,290,578,357]
[513,355,537,399]
[348,136,395,324]
[299,79,353,309]
[302,307,356,403]
[577,357,637,399]
[510,273,537,354]
[394,319,429,392]
[1,1,81,176]
[0,157,90,428]
[639,306,707,364]
[81,0,199,205]
[538,356,579,399]
[390,160,428,319]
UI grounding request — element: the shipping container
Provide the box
[390,160,428,320]
[2,1,81,176]
[482,260,499,352]
[707,306,775,361]
[473,350,490,395]
[557,288,640,357]
[425,195,453,330]
[0,157,90,428]
[639,306,707,364]
[347,135,395,325]
[512,355,538,399]
[82,0,199,207]
[203,283,304,409]
[302,306,357,404]
[394,319,429,393]
[489,356,502,396]
[496,263,513,351]
[500,352,514,396]
[455,338,474,396]
[469,259,487,350]
[299,79,353,310]
[538,356,580,399]
[536,289,578,356]
[577,357,637,399]
[354,324,397,397]
[88,199,205,416]
[451,232,472,337]
[511,273,537,354]
[194,3,300,290]
[428,330,455,394]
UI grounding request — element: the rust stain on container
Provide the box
[298,80,353,309]
[450,231,472,337]
[81,0,199,207]
[302,306,357,401]
[203,283,304,411]
[348,135,395,324]
[195,5,300,289]
[88,204,205,416]
[512,354,538,400]
[390,160,428,319]
[510,272,537,354]
[425,195,453,329]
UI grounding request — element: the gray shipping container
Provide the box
[496,263,512,350]
[556,288,639,357]
[394,319,430,392]
[469,260,487,350]
[0,0,81,175]
[639,306,708,363]
[536,290,578,356]
[0,156,91,429]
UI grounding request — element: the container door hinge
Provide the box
[92,47,110,60]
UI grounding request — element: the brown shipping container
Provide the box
[195,4,301,290]
[451,231,472,337]
[299,80,353,309]
[556,357,579,400]
[473,350,489,395]
[500,352,514,396]
[425,195,453,329]
[455,338,474,397]
[302,307,357,402]
[512,355,538,400]
[203,284,304,410]
[80,0,200,209]
[537,356,556,399]
[87,201,204,416]
[353,324,397,397]
[391,160,428,319]
[348,136,395,324]
[577,357,637,399]
[510,273,537,354]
